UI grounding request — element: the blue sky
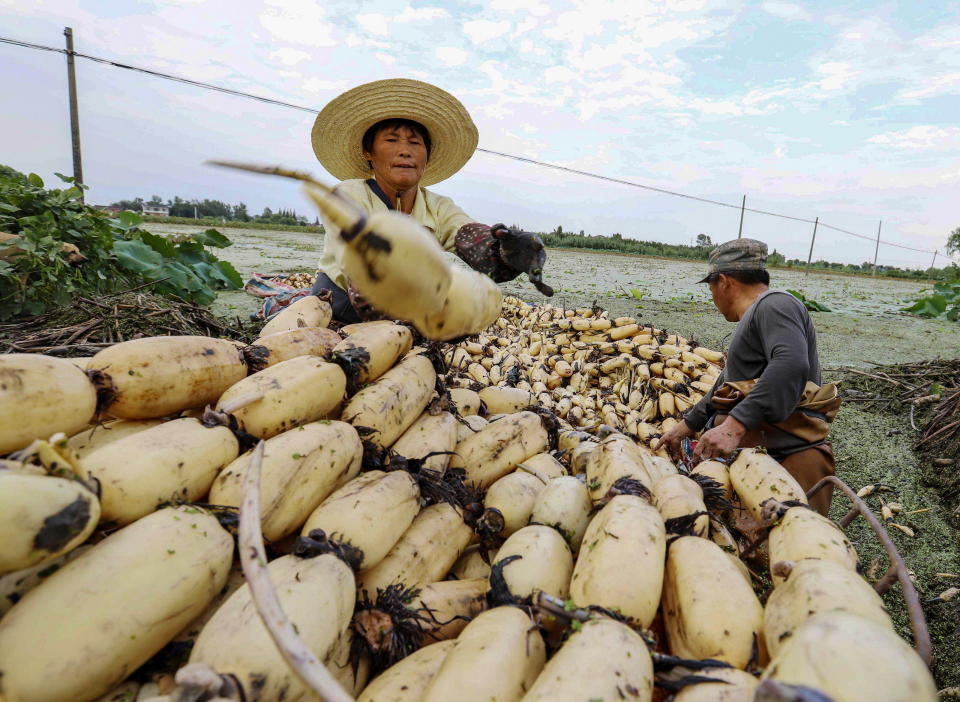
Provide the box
[1,0,958,269]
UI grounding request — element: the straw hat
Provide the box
[311,78,478,187]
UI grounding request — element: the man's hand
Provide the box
[652,419,694,461]
[693,415,747,461]
[491,224,554,296]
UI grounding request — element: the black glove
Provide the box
[491,224,554,296]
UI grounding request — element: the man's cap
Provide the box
[697,238,768,283]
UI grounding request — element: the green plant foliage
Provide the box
[0,166,241,320]
[902,281,960,321]
[786,289,832,312]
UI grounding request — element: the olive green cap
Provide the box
[697,238,768,283]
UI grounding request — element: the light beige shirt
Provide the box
[317,178,474,291]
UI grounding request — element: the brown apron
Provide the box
[711,380,842,516]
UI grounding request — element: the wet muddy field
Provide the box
[147,223,960,369]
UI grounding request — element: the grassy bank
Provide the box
[141,215,324,233]
[542,245,941,285]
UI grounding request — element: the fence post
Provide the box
[871,220,882,276]
[930,249,938,270]
[63,27,84,199]
[737,195,746,238]
[805,216,819,276]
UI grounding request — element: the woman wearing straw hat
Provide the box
[310,78,553,323]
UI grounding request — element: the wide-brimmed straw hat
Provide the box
[311,78,478,187]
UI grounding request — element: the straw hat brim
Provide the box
[311,78,478,187]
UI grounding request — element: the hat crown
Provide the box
[702,238,768,279]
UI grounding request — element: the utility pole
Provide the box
[871,220,882,276]
[737,195,746,238]
[931,249,938,269]
[64,27,84,199]
[804,217,819,276]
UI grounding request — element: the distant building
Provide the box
[142,205,170,217]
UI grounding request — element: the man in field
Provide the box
[656,238,840,515]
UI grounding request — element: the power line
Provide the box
[1,34,956,264]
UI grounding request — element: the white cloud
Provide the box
[375,52,397,65]
[859,164,960,189]
[813,61,860,91]
[357,6,448,36]
[867,126,960,151]
[436,47,469,66]
[398,6,449,21]
[302,77,350,93]
[488,0,550,16]
[761,1,811,20]
[463,19,511,44]
[259,1,338,47]
[269,47,310,66]
[544,65,579,84]
[356,13,390,36]
[896,72,960,102]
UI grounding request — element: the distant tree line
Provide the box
[537,227,960,281]
[109,195,318,227]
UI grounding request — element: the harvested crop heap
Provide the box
[0,292,938,702]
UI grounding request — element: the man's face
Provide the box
[364,125,428,192]
[708,274,738,322]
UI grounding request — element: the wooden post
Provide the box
[805,216,819,276]
[737,195,746,238]
[871,220,882,275]
[63,27,84,199]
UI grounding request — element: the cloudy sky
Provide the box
[2,0,958,269]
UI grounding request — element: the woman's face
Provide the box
[363,125,428,192]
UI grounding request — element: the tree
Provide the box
[696,233,712,247]
[110,197,144,211]
[947,226,960,256]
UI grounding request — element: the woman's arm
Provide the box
[454,223,525,282]
[434,194,552,293]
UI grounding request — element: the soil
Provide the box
[146,222,960,687]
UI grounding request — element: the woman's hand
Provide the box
[652,419,694,461]
[491,224,554,296]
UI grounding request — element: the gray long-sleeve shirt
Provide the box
[684,289,821,453]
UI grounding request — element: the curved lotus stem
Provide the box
[239,440,356,702]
